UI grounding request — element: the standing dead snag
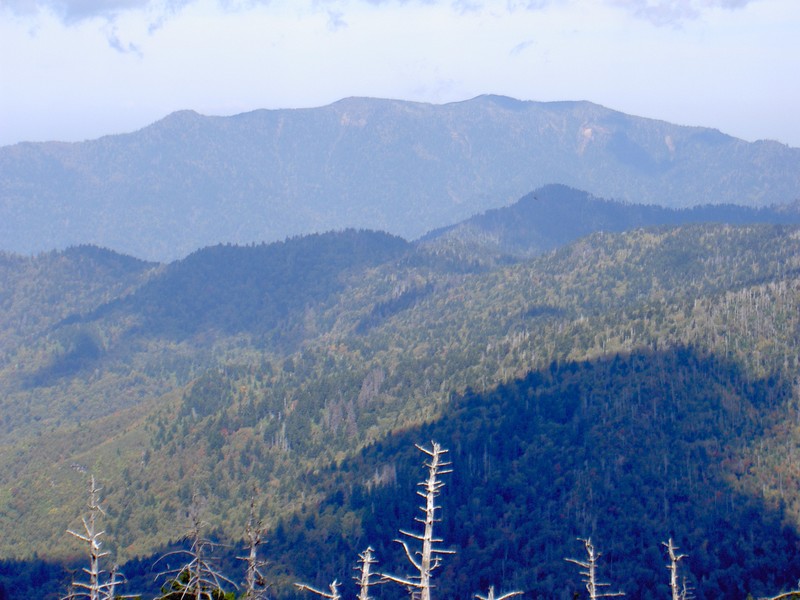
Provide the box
[566,538,623,600]
[355,547,382,600]
[663,539,692,600]
[63,476,130,600]
[296,546,382,600]
[154,496,237,600]
[239,497,269,600]
[383,441,454,600]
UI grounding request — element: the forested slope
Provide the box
[2,220,800,598]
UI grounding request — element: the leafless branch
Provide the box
[475,586,524,600]
[154,495,238,600]
[761,586,800,600]
[295,580,341,600]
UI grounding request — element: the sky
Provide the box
[1,0,798,148]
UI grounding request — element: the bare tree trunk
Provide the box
[64,476,108,600]
[663,538,692,600]
[63,477,133,600]
[355,547,382,600]
[566,538,623,600]
[240,497,269,600]
[384,441,454,600]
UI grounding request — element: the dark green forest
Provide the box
[3,189,800,599]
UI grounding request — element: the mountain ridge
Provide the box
[2,96,799,260]
[422,183,800,259]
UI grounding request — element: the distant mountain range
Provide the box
[2,95,799,261]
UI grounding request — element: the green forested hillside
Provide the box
[271,346,800,600]
[92,229,411,342]
[0,245,155,356]
[2,223,800,599]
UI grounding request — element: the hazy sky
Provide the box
[1,0,798,147]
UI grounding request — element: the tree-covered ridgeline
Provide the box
[3,222,800,599]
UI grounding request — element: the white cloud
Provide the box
[608,0,757,26]
[1,0,758,25]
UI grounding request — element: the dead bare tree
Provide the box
[63,476,106,600]
[383,441,454,600]
[295,545,382,600]
[154,496,238,600]
[566,538,623,600]
[663,539,692,600]
[474,586,523,600]
[62,476,133,600]
[354,547,382,600]
[103,566,127,600]
[239,497,269,600]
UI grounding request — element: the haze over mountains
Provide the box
[2,95,799,261]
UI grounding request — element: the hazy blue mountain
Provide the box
[2,96,799,260]
[422,183,800,258]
